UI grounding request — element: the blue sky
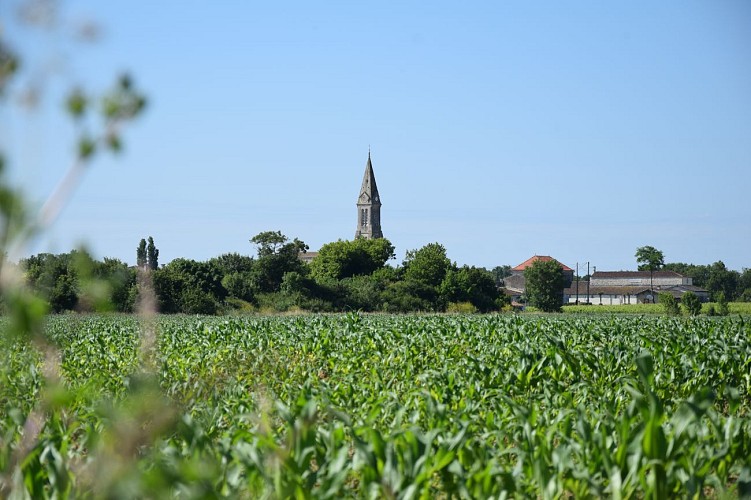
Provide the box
[3,1,750,272]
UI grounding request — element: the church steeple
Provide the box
[355,151,383,239]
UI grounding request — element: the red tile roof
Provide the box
[512,255,573,272]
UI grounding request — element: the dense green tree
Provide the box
[738,268,751,302]
[152,258,225,313]
[151,268,181,313]
[49,273,78,312]
[490,265,512,286]
[221,272,255,302]
[209,253,254,275]
[682,291,701,316]
[136,239,147,267]
[106,259,136,312]
[340,275,388,311]
[170,258,225,301]
[83,254,136,312]
[663,262,710,287]
[636,246,664,300]
[382,280,439,312]
[22,252,79,312]
[402,243,451,288]
[208,253,256,304]
[180,287,218,315]
[249,231,308,293]
[705,261,737,301]
[147,236,159,270]
[280,271,310,297]
[665,261,748,301]
[310,238,394,281]
[251,230,291,257]
[21,251,141,313]
[441,265,502,313]
[524,259,565,312]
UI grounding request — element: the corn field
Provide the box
[1,314,750,498]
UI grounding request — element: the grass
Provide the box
[562,301,751,315]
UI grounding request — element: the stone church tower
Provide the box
[355,151,383,239]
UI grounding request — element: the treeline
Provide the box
[663,261,751,302]
[16,231,505,314]
[16,234,751,315]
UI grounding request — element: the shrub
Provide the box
[659,292,680,316]
[181,288,218,315]
[446,301,478,314]
[682,291,701,316]
[716,292,729,316]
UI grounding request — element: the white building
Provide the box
[564,271,709,305]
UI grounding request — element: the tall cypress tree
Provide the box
[136,239,147,268]
[147,236,159,270]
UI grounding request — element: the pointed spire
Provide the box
[358,150,380,205]
[355,150,383,239]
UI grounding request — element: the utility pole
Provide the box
[576,263,579,304]
[587,262,591,304]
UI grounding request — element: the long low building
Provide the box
[564,271,709,304]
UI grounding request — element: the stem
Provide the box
[39,158,87,228]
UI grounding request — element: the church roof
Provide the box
[358,152,381,205]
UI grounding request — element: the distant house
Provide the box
[298,252,318,264]
[510,256,574,284]
[564,271,709,305]
[502,255,574,303]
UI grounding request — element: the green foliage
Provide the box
[136,238,147,267]
[563,303,664,314]
[250,230,297,257]
[310,238,394,281]
[221,271,255,303]
[146,236,159,270]
[635,245,665,273]
[382,279,439,312]
[208,252,254,275]
[706,261,737,302]
[152,258,224,314]
[664,262,710,287]
[491,264,512,285]
[564,302,751,316]
[440,265,502,312]
[403,243,451,288]
[249,231,308,293]
[2,315,751,497]
[211,253,256,303]
[180,287,218,315]
[65,73,147,159]
[636,246,665,303]
[665,261,748,301]
[524,259,565,312]
[338,274,385,311]
[0,41,20,96]
[96,257,137,312]
[716,291,729,316]
[659,292,681,315]
[682,291,701,316]
[446,301,478,313]
[739,268,751,301]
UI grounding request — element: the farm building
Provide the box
[564,271,709,305]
